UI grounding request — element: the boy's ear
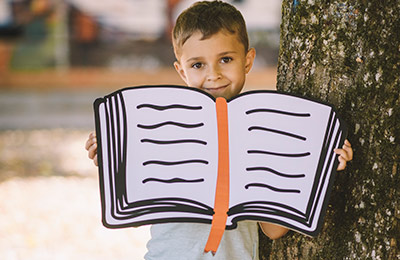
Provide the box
[245,48,256,74]
[174,61,188,84]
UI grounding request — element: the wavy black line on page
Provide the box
[248,150,311,157]
[246,167,306,178]
[143,159,209,166]
[142,177,205,184]
[246,108,311,117]
[248,126,307,141]
[137,104,203,111]
[141,139,207,145]
[137,121,204,129]
[245,183,301,193]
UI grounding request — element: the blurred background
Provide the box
[0,0,281,259]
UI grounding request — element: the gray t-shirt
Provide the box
[145,221,259,260]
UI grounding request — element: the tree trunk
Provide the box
[259,0,400,259]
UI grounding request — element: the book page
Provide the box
[96,86,219,226]
[227,91,341,228]
[96,86,345,235]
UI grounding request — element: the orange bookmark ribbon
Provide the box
[204,97,230,254]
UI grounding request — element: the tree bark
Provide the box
[259,0,400,259]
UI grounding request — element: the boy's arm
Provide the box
[259,140,353,240]
[259,222,289,240]
[85,131,98,166]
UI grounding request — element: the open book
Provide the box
[94,85,347,250]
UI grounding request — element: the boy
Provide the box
[86,1,353,259]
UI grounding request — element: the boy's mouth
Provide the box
[202,85,228,93]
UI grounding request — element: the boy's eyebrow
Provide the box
[185,51,238,63]
[185,56,202,63]
[217,51,238,56]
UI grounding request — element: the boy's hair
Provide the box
[172,1,249,57]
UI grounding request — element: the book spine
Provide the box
[204,97,230,254]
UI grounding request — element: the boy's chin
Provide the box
[203,87,239,100]
[187,85,241,99]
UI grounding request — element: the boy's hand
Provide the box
[334,139,353,171]
[85,132,98,166]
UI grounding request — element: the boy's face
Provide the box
[174,31,255,99]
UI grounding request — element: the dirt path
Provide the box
[0,130,150,260]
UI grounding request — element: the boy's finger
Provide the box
[343,139,353,160]
[85,137,97,151]
[335,147,352,161]
[343,144,353,160]
[85,138,92,150]
[85,132,96,148]
[89,132,96,139]
[88,143,97,159]
[94,155,98,166]
[337,156,346,171]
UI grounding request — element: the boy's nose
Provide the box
[207,65,222,81]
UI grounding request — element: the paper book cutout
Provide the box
[94,85,347,253]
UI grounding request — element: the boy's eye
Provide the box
[221,57,232,63]
[191,62,203,69]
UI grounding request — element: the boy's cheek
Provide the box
[184,74,203,89]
